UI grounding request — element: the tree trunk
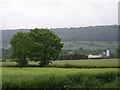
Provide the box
[39,60,48,66]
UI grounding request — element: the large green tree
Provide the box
[10,28,64,67]
[10,31,29,67]
[27,28,64,66]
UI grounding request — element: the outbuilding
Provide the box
[88,54,102,59]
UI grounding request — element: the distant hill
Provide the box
[1,25,118,46]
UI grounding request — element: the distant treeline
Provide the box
[1,25,118,46]
[1,47,118,61]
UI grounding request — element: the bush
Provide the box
[59,52,88,60]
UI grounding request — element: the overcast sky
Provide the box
[0,0,119,30]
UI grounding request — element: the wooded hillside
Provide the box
[1,25,118,46]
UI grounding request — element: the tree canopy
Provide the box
[10,28,64,67]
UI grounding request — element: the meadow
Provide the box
[48,59,119,68]
[1,59,119,88]
[2,59,119,68]
[2,67,119,88]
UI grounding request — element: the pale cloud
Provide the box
[0,0,119,29]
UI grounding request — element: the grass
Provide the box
[48,59,119,68]
[1,59,119,68]
[1,59,119,88]
[2,67,119,88]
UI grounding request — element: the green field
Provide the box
[1,59,119,88]
[2,67,119,88]
[48,59,119,68]
[2,41,118,52]
[63,41,118,52]
[2,59,119,68]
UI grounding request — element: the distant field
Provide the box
[63,41,118,52]
[2,41,118,52]
[2,59,119,68]
[48,59,119,68]
[2,67,119,88]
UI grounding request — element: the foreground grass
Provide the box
[2,59,119,68]
[2,67,119,88]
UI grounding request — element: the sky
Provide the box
[0,0,119,30]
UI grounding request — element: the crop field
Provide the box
[2,59,119,68]
[1,59,119,88]
[2,67,119,88]
[48,59,119,68]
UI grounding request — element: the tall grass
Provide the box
[2,68,119,88]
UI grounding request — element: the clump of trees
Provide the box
[2,46,119,62]
[59,50,88,60]
[10,28,64,67]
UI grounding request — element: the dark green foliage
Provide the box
[10,28,64,67]
[52,25,118,42]
[59,50,99,60]
[10,31,29,67]
[27,28,64,66]
[1,25,118,48]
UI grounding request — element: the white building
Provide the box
[88,54,102,59]
[88,49,110,59]
[106,49,110,57]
